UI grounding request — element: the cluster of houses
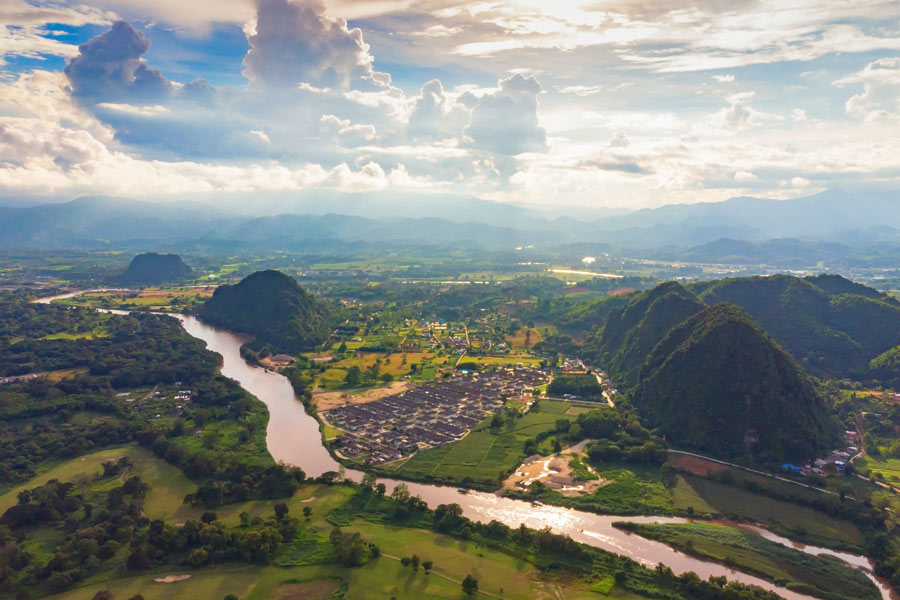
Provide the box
[781,430,860,476]
[324,367,549,465]
[560,358,586,372]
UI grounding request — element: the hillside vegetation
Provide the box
[634,303,838,459]
[200,270,333,354]
[688,274,900,379]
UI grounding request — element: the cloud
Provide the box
[463,74,547,155]
[610,131,630,148]
[0,115,438,197]
[407,79,469,140]
[0,1,115,67]
[243,0,378,90]
[835,57,900,121]
[709,94,783,131]
[64,21,173,103]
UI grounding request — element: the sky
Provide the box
[1,0,900,212]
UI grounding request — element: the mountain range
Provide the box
[2,190,899,265]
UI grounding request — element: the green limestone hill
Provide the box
[592,282,705,389]
[635,303,838,459]
[120,253,193,284]
[687,274,900,379]
[199,270,333,353]
[870,345,900,389]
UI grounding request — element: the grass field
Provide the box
[0,445,196,519]
[41,325,110,340]
[855,455,900,482]
[397,401,570,487]
[618,522,877,600]
[55,287,214,312]
[676,475,864,551]
[506,327,544,349]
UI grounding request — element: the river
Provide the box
[33,292,895,600]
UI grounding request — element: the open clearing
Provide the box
[313,381,410,411]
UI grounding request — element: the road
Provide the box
[595,373,615,408]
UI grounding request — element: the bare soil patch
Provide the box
[154,574,191,583]
[502,440,608,497]
[667,454,729,476]
[314,381,409,411]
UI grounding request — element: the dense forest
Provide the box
[634,303,838,459]
[588,283,840,459]
[687,274,900,379]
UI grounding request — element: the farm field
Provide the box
[855,455,900,482]
[506,326,544,349]
[616,522,877,600]
[54,287,214,312]
[468,355,542,367]
[675,475,864,551]
[397,400,570,487]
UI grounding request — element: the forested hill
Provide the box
[634,303,838,459]
[199,270,333,354]
[687,274,900,379]
[592,282,705,390]
[120,252,193,284]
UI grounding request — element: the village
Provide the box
[322,367,549,466]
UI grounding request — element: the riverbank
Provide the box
[614,521,879,600]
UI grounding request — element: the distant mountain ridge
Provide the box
[2,189,900,263]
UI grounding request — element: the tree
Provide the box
[187,547,209,567]
[375,483,387,496]
[361,472,377,490]
[274,502,289,520]
[462,574,479,595]
[201,511,218,523]
[303,506,312,520]
[422,559,433,572]
[410,554,420,570]
[391,483,410,504]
